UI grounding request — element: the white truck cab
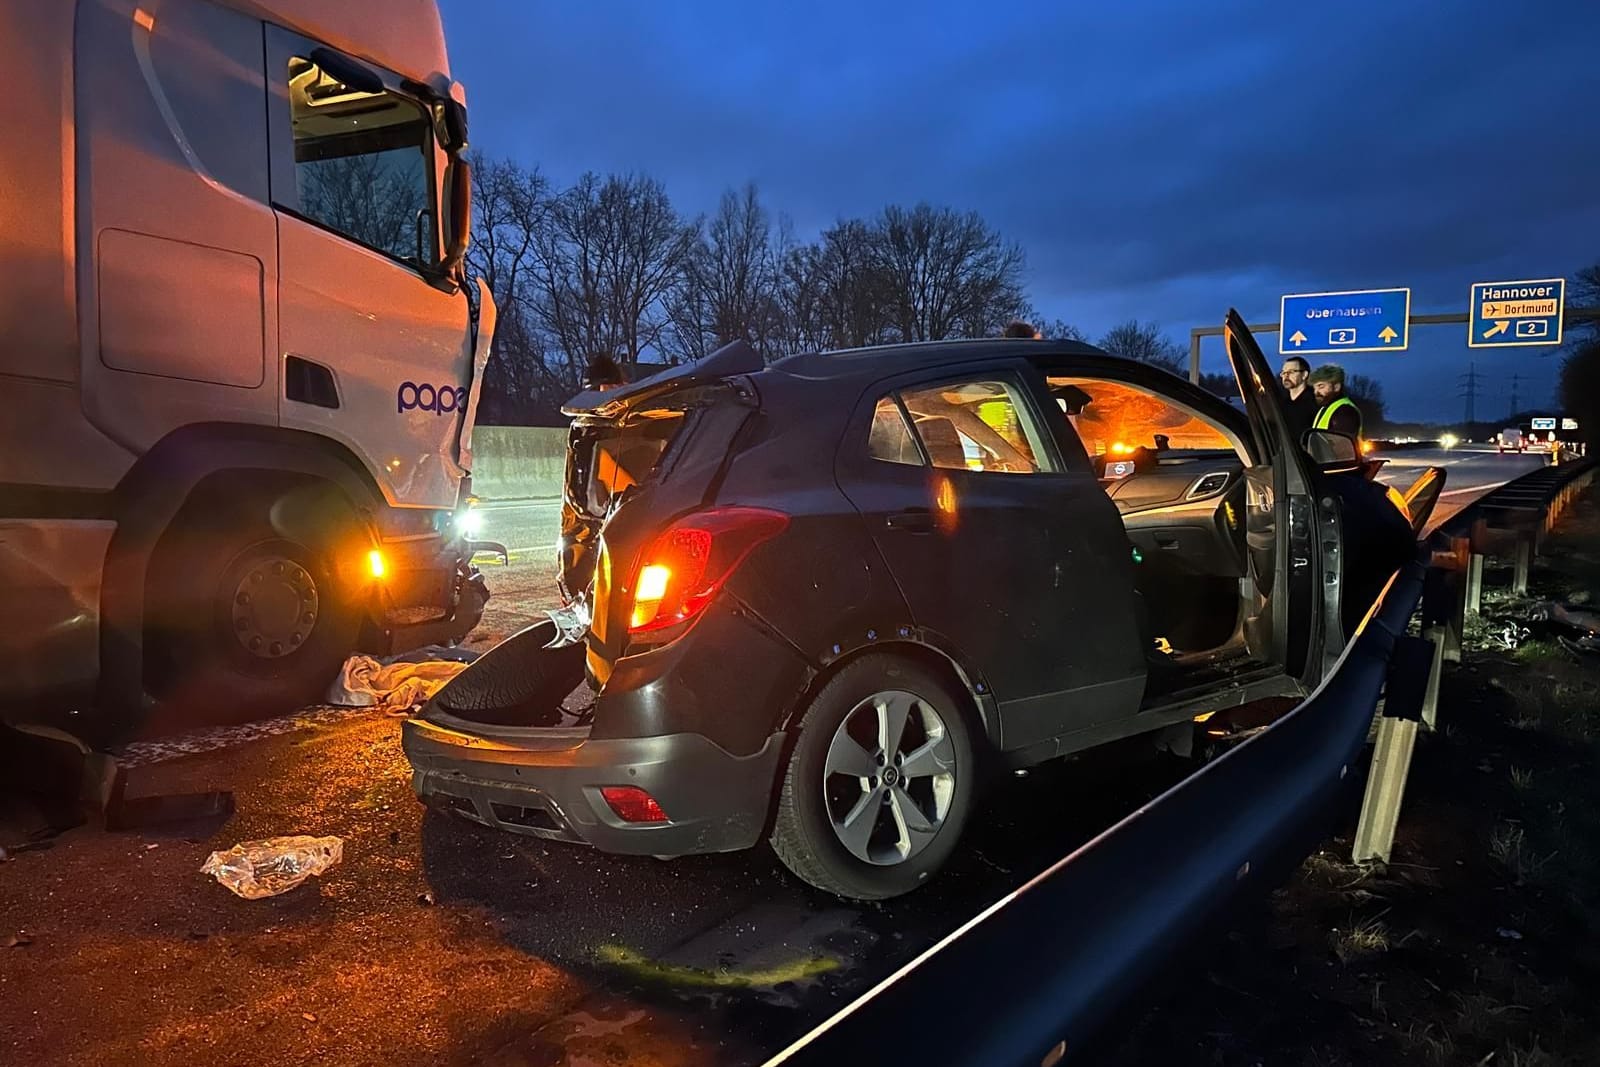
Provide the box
[0,0,495,743]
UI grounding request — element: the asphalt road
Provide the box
[0,450,1548,1065]
[1371,445,1548,531]
[1,700,1192,1065]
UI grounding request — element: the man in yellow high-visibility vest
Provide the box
[1309,364,1362,440]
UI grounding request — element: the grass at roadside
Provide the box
[1109,488,1600,1066]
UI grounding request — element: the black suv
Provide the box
[402,312,1440,900]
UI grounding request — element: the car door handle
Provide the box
[1153,534,1180,550]
[885,508,936,532]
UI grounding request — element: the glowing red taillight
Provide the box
[627,507,789,635]
[600,786,668,823]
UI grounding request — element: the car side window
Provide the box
[867,397,924,466]
[894,378,1058,474]
[1047,376,1242,460]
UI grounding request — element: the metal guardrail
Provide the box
[768,561,1430,1067]
[1350,453,1597,862]
[1421,455,1598,665]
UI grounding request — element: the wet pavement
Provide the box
[0,680,1190,1066]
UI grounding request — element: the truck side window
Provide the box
[284,55,438,269]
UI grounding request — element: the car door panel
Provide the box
[1033,341,1323,684]
[834,364,1148,752]
[1221,310,1327,679]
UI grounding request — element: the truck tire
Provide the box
[144,511,363,729]
[770,655,976,900]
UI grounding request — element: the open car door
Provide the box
[1222,310,1332,684]
[1397,466,1446,536]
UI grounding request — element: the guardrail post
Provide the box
[1353,634,1433,864]
[1466,553,1484,615]
[1353,716,1420,864]
[1513,534,1533,596]
[1419,625,1445,731]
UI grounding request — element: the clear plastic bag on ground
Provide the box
[200,835,344,899]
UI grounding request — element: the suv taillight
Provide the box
[628,507,789,635]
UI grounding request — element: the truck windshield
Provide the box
[286,55,439,270]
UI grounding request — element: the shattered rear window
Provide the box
[569,413,686,518]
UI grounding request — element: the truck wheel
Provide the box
[145,515,362,728]
[770,655,975,900]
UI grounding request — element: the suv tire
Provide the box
[771,655,976,900]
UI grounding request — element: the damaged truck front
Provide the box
[0,0,494,744]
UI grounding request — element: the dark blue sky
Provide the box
[439,0,1600,423]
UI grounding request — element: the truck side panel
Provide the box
[76,0,281,451]
[0,4,137,491]
[0,2,80,385]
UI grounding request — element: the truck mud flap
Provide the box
[419,619,588,728]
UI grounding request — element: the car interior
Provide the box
[1047,376,1257,679]
[883,377,1259,690]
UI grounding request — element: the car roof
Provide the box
[766,337,1119,384]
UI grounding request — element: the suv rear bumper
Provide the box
[402,713,785,855]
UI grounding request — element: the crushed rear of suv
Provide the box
[402,313,1440,900]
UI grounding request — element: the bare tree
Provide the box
[873,204,1027,342]
[774,233,830,355]
[817,219,896,349]
[1033,317,1088,341]
[529,172,698,380]
[1097,320,1186,376]
[465,156,568,420]
[1565,262,1600,346]
[1346,373,1388,426]
[667,184,783,362]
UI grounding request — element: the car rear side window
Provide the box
[867,397,923,466]
[890,378,1058,474]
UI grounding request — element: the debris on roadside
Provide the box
[1527,600,1600,638]
[4,932,33,948]
[1478,598,1600,656]
[201,835,344,899]
[326,645,480,714]
[544,599,592,648]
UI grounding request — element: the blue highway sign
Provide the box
[1468,278,1564,349]
[1279,288,1411,355]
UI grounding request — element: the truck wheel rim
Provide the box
[822,689,956,866]
[229,556,320,660]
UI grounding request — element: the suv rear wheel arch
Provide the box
[781,640,998,752]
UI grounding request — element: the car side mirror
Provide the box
[1302,429,1360,469]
